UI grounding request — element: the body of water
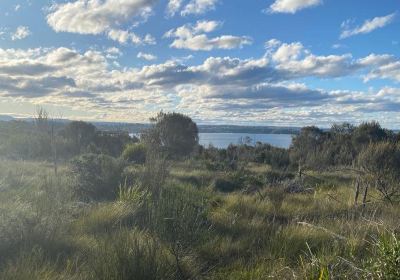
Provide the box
[199,133,293,149]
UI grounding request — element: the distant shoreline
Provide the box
[0,116,301,135]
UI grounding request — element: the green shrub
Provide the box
[265,170,294,184]
[212,170,259,193]
[213,177,242,193]
[70,153,125,201]
[122,143,147,164]
[368,233,400,279]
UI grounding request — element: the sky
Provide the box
[0,0,400,127]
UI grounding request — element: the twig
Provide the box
[337,256,368,273]
[297,222,347,241]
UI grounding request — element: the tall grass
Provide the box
[0,159,399,279]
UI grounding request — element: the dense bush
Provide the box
[200,142,290,171]
[70,153,125,201]
[122,143,147,164]
[254,143,290,169]
[94,132,136,157]
[289,122,397,170]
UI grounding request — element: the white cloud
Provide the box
[1,42,400,124]
[46,0,157,44]
[11,26,31,40]
[0,28,7,39]
[137,52,157,61]
[332,44,346,49]
[269,0,322,14]
[272,42,304,63]
[340,13,396,39]
[105,47,122,59]
[265,39,282,50]
[166,0,184,17]
[15,4,21,11]
[165,21,252,51]
[181,0,218,16]
[364,61,400,82]
[106,29,155,45]
[143,34,157,45]
[265,40,361,78]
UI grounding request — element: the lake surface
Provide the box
[199,133,293,149]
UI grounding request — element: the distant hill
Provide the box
[0,115,15,121]
[0,116,300,135]
[92,122,300,135]
[198,125,300,135]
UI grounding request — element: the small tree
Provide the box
[357,142,400,203]
[289,126,326,174]
[145,112,199,159]
[60,121,97,155]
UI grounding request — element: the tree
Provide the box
[352,121,389,151]
[357,141,400,203]
[145,112,199,158]
[289,126,326,172]
[33,107,52,159]
[323,123,356,167]
[61,121,97,155]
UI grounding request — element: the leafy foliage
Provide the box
[145,112,199,158]
[122,143,147,164]
[70,153,125,201]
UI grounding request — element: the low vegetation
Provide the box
[0,111,399,279]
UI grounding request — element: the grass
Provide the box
[0,159,399,279]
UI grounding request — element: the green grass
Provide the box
[0,159,399,279]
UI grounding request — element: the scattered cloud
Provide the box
[166,0,184,17]
[105,47,122,59]
[15,4,21,11]
[2,39,400,123]
[11,26,31,40]
[164,20,252,51]
[364,60,400,82]
[181,0,219,16]
[137,52,157,61]
[107,29,156,45]
[269,0,322,14]
[332,44,346,49]
[166,0,218,17]
[340,13,396,39]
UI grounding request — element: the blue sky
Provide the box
[0,0,400,127]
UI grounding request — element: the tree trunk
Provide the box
[298,161,302,179]
[362,181,369,208]
[354,177,360,206]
